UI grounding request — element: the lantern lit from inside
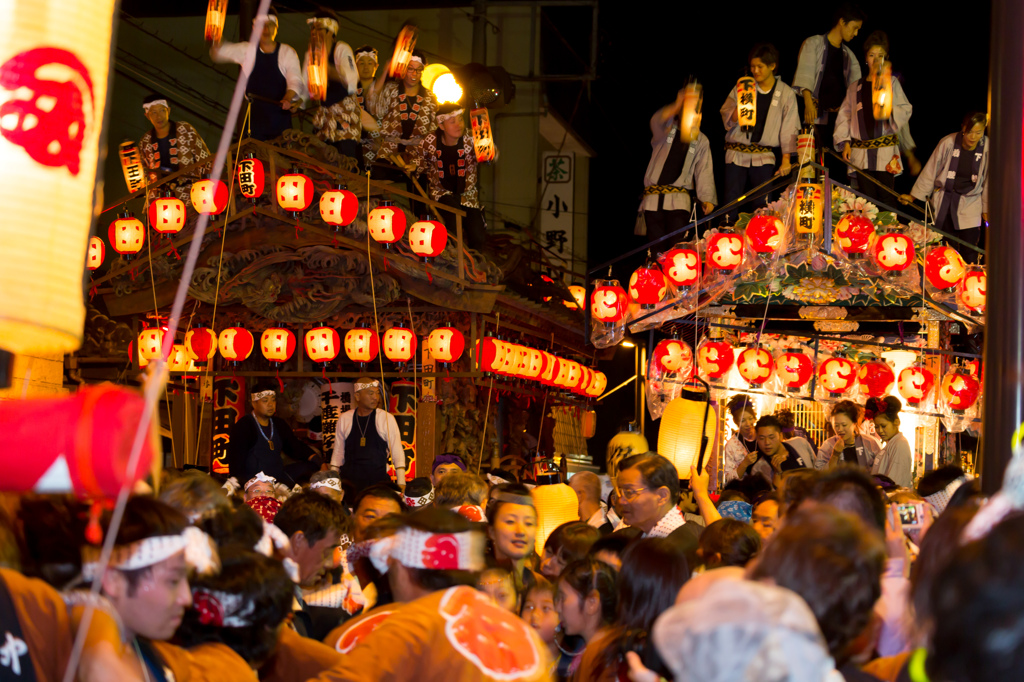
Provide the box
[591,281,629,323]
[565,285,586,310]
[382,327,418,364]
[138,328,166,361]
[794,183,823,234]
[925,246,967,289]
[498,343,520,376]
[87,237,105,271]
[305,327,340,365]
[735,76,756,131]
[277,173,314,212]
[118,141,146,193]
[427,327,465,363]
[818,357,858,395]
[470,107,496,163]
[575,366,594,395]
[679,81,702,142]
[775,349,814,389]
[652,339,693,374]
[368,201,407,245]
[940,369,981,412]
[539,352,559,385]
[532,484,580,550]
[319,188,358,227]
[387,23,418,79]
[659,246,701,286]
[513,346,530,378]
[873,232,915,271]
[658,389,717,478]
[564,361,584,390]
[898,365,935,405]
[148,196,186,234]
[737,346,774,385]
[628,263,667,308]
[477,337,507,373]
[204,0,228,41]
[697,340,734,379]
[958,268,987,313]
[872,61,893,120]
[129,340,148,368]
[184,327,217,366]
[858,359,895,398]
[524,348,546,379]
[552,357,574,388]
[745,214,783,254]
[307,26,328,101]
[797,127,816,168]
[191,179,228,215]
[408,218,448,257]
[237,157,265,200]
[167,344,190,372]
[260,328,296,365]
[706,231,745,270]
[344,328,380,364]
[835,214,876,255]
[108,214,145,258]
[218,327,254,363]
[587,371,608,398]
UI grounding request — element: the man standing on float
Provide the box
[330,377,407,493]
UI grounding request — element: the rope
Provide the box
[476,312,499,473]
[145,199,177,469]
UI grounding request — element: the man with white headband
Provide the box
[372,49,438,178]
[329,376,407,492]
[304,11,364,169]
[139,93,212,205]
[353,44,383,169]
[209,6,303,141]
[309,469,345,503]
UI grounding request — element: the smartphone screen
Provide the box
[897,503,921,527]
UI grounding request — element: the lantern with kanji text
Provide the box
[697,340,734,380]
[925,246,967,290]
[940,369,981,413]
[591,280,628,324]
[237,157,265,201]
[118,140,146,193]
[628,262,667,309]
[775,348,814,390]
[658,245,701,286]
[652,339,693,374]
[427,327,465,364]
[260,328,296,366]
[277,172,314,213]
[897,364,934,405]
[958,268,986,313]
[872,232,915,271]
[383,326,418,364]
[745,214,783,254]
[87,237,105,271]
[108,213,145,259]
[707,231,745,271]
[191,179,228,215]
[204,0,228,42]
[470,107,496,163]
[835,214,875,255]
[184,327,217,366]
[320,188,358,228]
[305,327,341,366]
[735,76,756,132]
[148,195,186,235]
[818,357,858,396]
[794,183,823,235]
[344,328,380,365]
[368,200,407,247]
[858,358,895,398]
[218,327,254,364]
[408,218,448,258]
[737,346,774,386]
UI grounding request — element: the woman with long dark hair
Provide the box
[555,558,618,680]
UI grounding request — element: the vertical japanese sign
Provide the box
[320,381,355,457]
[389,379,417,479]
[211,377,246,475]
[540,152,575,279]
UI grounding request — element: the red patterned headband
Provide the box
[391,526,484,571]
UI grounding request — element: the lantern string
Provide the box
[476,313,500,472]
[145,202,177,470]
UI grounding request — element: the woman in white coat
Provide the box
[815,399,881,470]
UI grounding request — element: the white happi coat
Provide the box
[720,78,800,168]
[792,34,862,125]
[834,78,912,174]
[911,133,990,230]
[642,112,718,213]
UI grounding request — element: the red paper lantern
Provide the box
[591,282,629,323]
[628,263,667,309]
[524,348,547,380]
[237,157,265,200]
[368,201,407,246]
[575,366,594,395]
[477,337,508,373]
[858,359,895,398]
[958,268,987,312]
[737,346,774,385]
[184,327,217,366]
[427,327,465,363]
[552,357,573,387]
[652,339,693,374]
[137,328,166,361]
[148,197,186,234]
[565,285,586,311]
[470,107,496,163]
[382,327,418,363]
[108,214,145,258]
[745,215,783,254]
[835,214,875,255]
[925,246,967,290]
[539,351,558,386]
[276,173,314,212]
[218,327,254,363]
[966,359,983,382]
[587,371,608,398]
[775,349,814,389]
[897,365,935,405]
[658,246,701,286]
[320,188,359,227]
[191,179,228,215]
[697,340,734,379]
[498,343,520,376]
[564,360,583,390]
[513,345,531,377]
[872,233,915,271]
[305,327,341,365]
[706,231,744,270]
[87,236,105,271]
[940,369,981,412]
[344,328,380,364]
[260,328,296,365]
[205,0,228,42]
[818,357,858,395]
[408,218,448,257]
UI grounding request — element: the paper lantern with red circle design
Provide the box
[138,328,166,361]
[260,328,296,365]
[427,327,465,363]
[408,218,448,257]
[344,328,380,364]
[818,357,858,395]
[958,268,987,313]
[148,197,186,234]
[659,246,701,286]
[320,188,358,227]
[872,233,915,271]
[575,366,594,395]
[697,340,734,379]
[591,282,629,323]
[237,158,264,200]
[185,327,217,366]
[191,180,228,215]
[858,359,895,398]
[87,237,105,271]
[652,339,693,374]
[587,371,608,398]
[706,231,745,270]
[382,327,418,364]
[737,346,774,385]
[940,369,981,412]
[524,348,547,380]
[835,214,875,255]
[276,173,314,213]
[898,365,935,405]
[477,337,507,373]
[628,263,667,309]
[745,215,783,254]
[775,349,814,389]
[966,359,983,382]
[552,358,574,388]
[218,327,254,363]
[925,246,967,289]
[564,361,583,390]
[108,214,145,258]
[498,343,520,376]
[368,201,407,246]
[305,327,341,365]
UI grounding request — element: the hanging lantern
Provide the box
[408,218,448,257]
[237,157,265,201]
[590,281,629,323]
[532,483,579,550]
[628,261,667,309]
[872,232,915,271]
[652,339,693,374]
[835,214,875,255]
[872,61,893,121]
[276,172,314,213]
[565,285,586,311]
[108,213,145,259]
[794,183,823,234]
[191,179,228,215]
[958,268,987,313]
[524,348,547,380]
[383,327,418,364]
[564,361,584,391]
[575,366,594,396]
[587,371,608,398]
[818,357,858,395]
[539,351,559,386]
[735,76,756,132]
[658,245,701,286]
[184,327,217,366]
[706,231,745,270]
[513,345,531,378]
[218,327,254,364]
[307,25,329,101]
[940,369,981,413]
[167,344,190,372]
[797,127,816,171]
[858,358,895,398]
[745,214,783,254]
[368,200,407,246]
[679,81,703,142]
[658,387,716,479]
[498,343,520,377]
[118,140,146,193]
[898,364,935,405]
[925,246,967,290]
[470,107,496,163]
[260,328,296,366]
[148,195,186,234]
[305,327,341,365]
[387,23,418,79]
[697,340,735,380]
[426,327,465,363]
[737,346,774,386]
[344,328,380,364]
[204,0,228,42]
[775,348,814,390]
[966,358,983,382]
[138,328,166,362]
[128,340,148,369]
[87,237,105,271]
[552,357,574,388]
[319,188,359,228]
[477,337,508,373]
[582,410,597,438]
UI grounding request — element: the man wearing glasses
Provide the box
[615,453,702,563]
[372,49,437,176]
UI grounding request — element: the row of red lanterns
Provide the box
[477,337,606,398]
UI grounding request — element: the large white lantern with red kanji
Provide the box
[958,268,987,313]
[745,214,783,254]
[87,237,105,271]
[184,327,217,366]
[652,339,693,374]
[191,179,228,215]
[628,262,667,309]
[858,358,895,398]
[591,281,629,324]
[320,188,358,228]
[835,214,875,255]
[427,327,465,363]
[218,327,254,364]
[697,340,734,380]
[237,157,265,200]
[658,245,701,286]
[818,357,858,396]
[368,201,407,246]
[305,327,340,365]
[408,218,448,258]
[382,326,418,364]
[277,173,314,213]
[940,368,981,413]
[260,328,296,366]
[737,346,774,386]
[898,364,935,405]
[345,328,380,364]
[148,196,186,235]
[775,349,814,390]
[706,231,744,271]
[925,246,967,290]
[108,213,145,259]
[872,232,915,271]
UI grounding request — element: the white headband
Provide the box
[82,526,219,582]
[355,49,378,61]
[436,108,464,124]
[307,17,339,35]
[391,526,484,571]
[403,487,435,508]
[254,520,292,557]
[408,55,424,67]
[192,588,256,628]
[354,380,380,392]
[251,390,275,401]
[256,13,278,25]
[312,478,343,493]
[245,471,277,491]
[143,99,169,112]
